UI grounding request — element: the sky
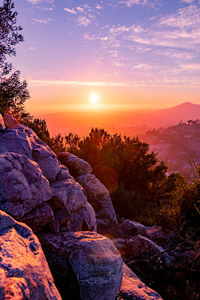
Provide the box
[8,0,200,113]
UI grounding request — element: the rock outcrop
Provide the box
[0,125,97,233]
[39,231,123,300]
[0,209,61,300]
[57,152,118,224]
[0,115,165,299]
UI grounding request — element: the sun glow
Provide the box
[90,91,100,105]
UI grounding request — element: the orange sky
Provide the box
[26,82,200,114]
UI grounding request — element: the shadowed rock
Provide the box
[20,202,55,232]
[0,210,61,300]
[39,231,123,300]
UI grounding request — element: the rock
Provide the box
[57,152,92,176]
[20,202,55,232]
[0,114,5,131]
[116,264,162,300]
[0,123,60,181]
[0,210,61,300]
[39,231,123,300]
[120,219,169,247]
[77,173,117,223]
[124,235,172,268]
[50,173,97,232]
[0,152,51,219]
[120,219,146,236]
[3,112,19,129]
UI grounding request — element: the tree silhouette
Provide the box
[0,0,29,114]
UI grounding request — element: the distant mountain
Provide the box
[39,102,200,136]
[148,102,200,127]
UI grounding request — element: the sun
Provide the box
[90,91,99,105]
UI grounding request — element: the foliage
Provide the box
[64,128,183,225]
[0,0,29,114]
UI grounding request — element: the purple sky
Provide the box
[9,0,200,112]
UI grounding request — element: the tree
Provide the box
[0,0,29,114]
[65,128,179,224]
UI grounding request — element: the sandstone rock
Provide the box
[116,264,162,300]
[39,231,123,300]
[0,114,5,131]
[20,202,55,232]
[0,210,61,300]
[77,173,117,223]
[0,124,60,181]
[57,152,92,176]
[0,152,51,219]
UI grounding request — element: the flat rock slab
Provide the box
[0,210,61,300]
[39,231,123,300]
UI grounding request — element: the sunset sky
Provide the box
[12,0,200,113]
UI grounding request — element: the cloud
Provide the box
[27,0,54,4]
[160,5,200,28]
[28,46,37,50]
[64,8,77,15]
[180,0,194,4]
[118,0,148,7]
[29,79,129,87]
[28,78,200,88]
[32,17,51,24]
[77,16,92,27]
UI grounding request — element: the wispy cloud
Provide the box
[64,8,77,15]
[29,79,129,87]
[28,78,200,88]
[28,46,37,50]
[27,0,54,4]
[32,17,51,24]
[180,0,194,4]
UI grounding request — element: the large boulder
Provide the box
[0,123,60,181]
[116,264,162,299]
[39,231,123,300]
[0,210,61,300]
[77,173,117,223]
[0,152,51,219]
[57,152,92,176]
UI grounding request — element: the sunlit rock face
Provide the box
[39,231,123,300]
[0,124,60,181]
[0,123,97,233]
[0,210,61,300]
[0,152,51,219]
[57,152,118,224]
[116,264,162,300]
